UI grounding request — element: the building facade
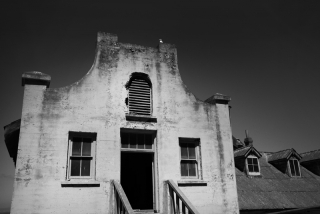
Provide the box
[4,32,239,214]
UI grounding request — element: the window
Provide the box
[126,73,152,116]
[289,159,301,177]
[180,139,200,178]
[68,132,96,179]
[246,155,260,175]
[121,132,153,149]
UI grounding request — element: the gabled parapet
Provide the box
[8,32,239,214]
[158,42,176,53]
[97,32,118,44]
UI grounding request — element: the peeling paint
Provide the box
[11,33,238,214]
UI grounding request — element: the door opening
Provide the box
[121,152,154,210]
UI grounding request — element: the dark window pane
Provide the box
[82,140,91,156]
[181,145,188,159]
[129,144,137,149]
[70,159,80,176]
[189,162,197,176]
[137,134,144,149]
[254,165,259,172]
[247,158,253,164]
[289,160,295,175]
[188,144,196,159]
[145,134,153,148]
[121,133,129,148]
[294,160,300,176]
[81,159,91,176]
[248,165,254,172]
[72,138,82,156]
[145,143,152,149]
[181,162,188,176]
[252,158,258,165]
[129,133,137,148]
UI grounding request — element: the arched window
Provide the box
[126,73,152,116]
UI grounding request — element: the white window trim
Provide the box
[67,133,96,180]
[246,155,260,176]
[288,158,301,177]
[179,138,201,179]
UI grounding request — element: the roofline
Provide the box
[269,206,320,214]
[300,148,320,155]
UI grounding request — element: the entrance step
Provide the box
[133,210,155,214]
[134,212,155,214]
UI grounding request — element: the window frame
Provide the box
[179,138,201,179]
[246,155,260,176]
[288,158,301,177]
[67,132,97,180]
[121,131,154,151]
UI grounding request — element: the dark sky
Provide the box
[1,0,320,211]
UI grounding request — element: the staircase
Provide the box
[111,180,199,214]
[166,180,200,214]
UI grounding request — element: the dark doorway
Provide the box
[121,152,154,210]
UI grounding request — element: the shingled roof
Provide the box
[233,136,244,149]
[234,146,262,159]
[236,152,320,211]
[300,149,320,163]
[267,148,302,162]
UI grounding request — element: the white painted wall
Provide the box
[11,33,239,214]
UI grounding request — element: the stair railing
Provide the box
[111,180,134,214]
[167,180,200,214]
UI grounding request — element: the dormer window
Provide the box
[234,146,262,177]
[126,73,152,116]
[289,159,301,177]
[268,148,302,178]
[246,155,260,175]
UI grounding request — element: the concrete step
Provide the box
[133,210,155,214]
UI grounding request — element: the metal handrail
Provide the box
[167,180,200,214]
[112,180,134,214]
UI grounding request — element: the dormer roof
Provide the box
[300,149,320,163]
[234,146,262,159]
[267,148,302,162]
[233,136,245,149]
[4,119,21,166]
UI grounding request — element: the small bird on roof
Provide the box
[159,39,163,43]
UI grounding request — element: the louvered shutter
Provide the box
[128,78,151,116]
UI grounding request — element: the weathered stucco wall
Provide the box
[11,32,239,214]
